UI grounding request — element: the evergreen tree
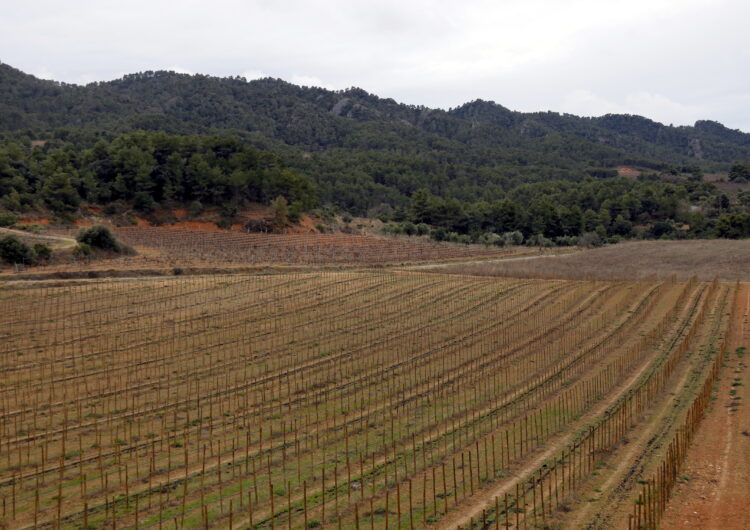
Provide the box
[41,172,80,214]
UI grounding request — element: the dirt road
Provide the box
[0,226,77,247]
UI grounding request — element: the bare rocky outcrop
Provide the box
[689,137,705,159]
[330,97,350,116]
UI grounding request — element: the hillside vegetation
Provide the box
[2,62,750,241]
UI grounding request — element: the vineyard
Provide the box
[45,227,520,266]
[0,270,740,529]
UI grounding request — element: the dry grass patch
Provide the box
[437,239,750,281]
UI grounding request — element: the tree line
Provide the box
[0,131,316,219]
[2,129,750,241]
[383,176,750,243]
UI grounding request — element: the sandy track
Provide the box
[0,227,76,247]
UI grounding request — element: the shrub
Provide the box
[313,206,336,223]
[0,212,18,227]
[502,231,524,246]
[221,203,239,219]
[216,218,232,230]
[17,224,45,234]
[446,231,460,242]
[187,200,203,218]
[0,236,35,264]
[554,236,579,247]
[72,243,92,257]
[272,196,289,226]
[76,225,121,251]
[133,192,157,213]
[416,223,430,236]
[650,221,674,239]
[477,232,503,246]
[526,234,554,247]
[289,200,304,223]
[401,222,417,236]
[33,243,52,261]
[431,227,447,241]
[1,190,21,211]
[103,202,124,215]
[729,163,750,183]
[148,210,176,226]
[381,223,402,235]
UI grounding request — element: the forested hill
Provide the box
[2,62,749,162]
[3,61,750,242]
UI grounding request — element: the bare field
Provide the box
[0,227,536,278]
[436,239,750,281]
[0,270,738,529]
[96,227,519,265]
[0,227,534,278]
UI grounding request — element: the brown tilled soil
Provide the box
[572,283,730,529]
[433,283,705,529]
[660,284,750,529]
[704,172,750,193]
[616,166,641,177]
[437,240,750,281]
[434,338,663,530]
[0,226,528,278]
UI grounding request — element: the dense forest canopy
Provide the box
[0,132,316,217]
[1,61,750,240]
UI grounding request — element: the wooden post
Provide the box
[303,480,308,530]
[397,481,402,529]
[409,479,414,530]
[268,477,276,530]
[505,493,509,529]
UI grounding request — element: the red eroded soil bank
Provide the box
[660,283,750,529]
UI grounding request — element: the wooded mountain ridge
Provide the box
[2,61,748,167]
[2,61,750,243]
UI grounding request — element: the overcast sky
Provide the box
[3,0,749,131]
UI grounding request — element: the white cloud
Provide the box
[32,67,57,81]
[290,75,333,90]
[242,70,266,82]
[165,66,193,75]
[562,90,625,118]
[562,89,707,127]
[623,91,706,126]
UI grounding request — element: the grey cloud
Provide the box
[1,0,748,130]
